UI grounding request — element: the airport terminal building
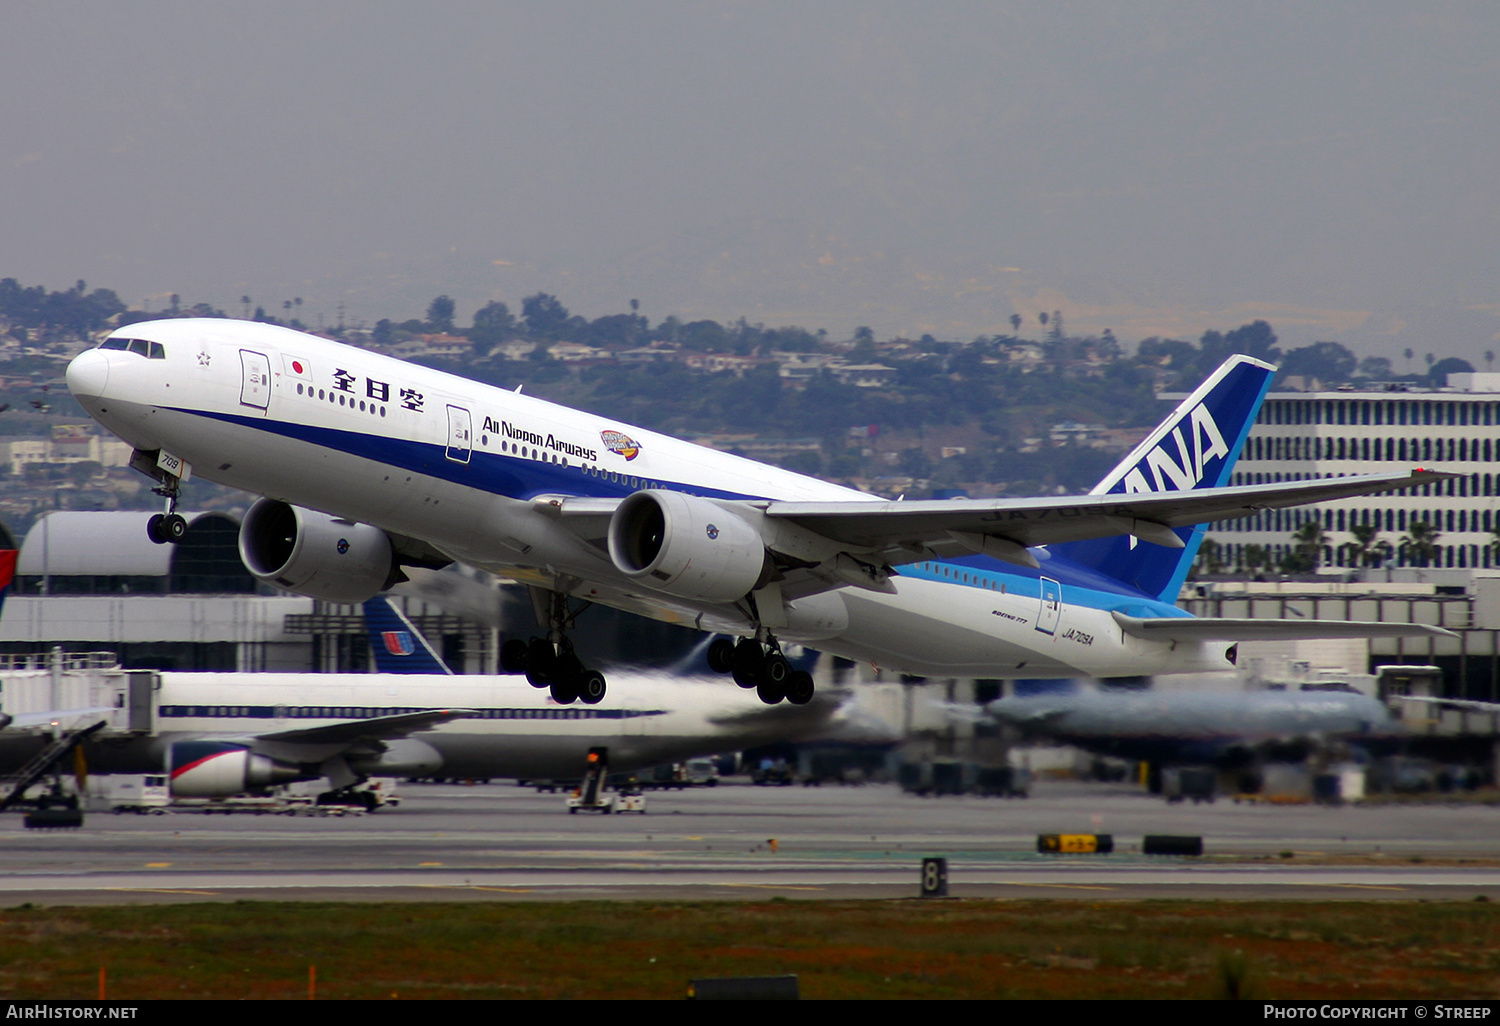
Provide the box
[1210,372,1500,571]
[0,511,495,673]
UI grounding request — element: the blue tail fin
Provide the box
[362,596,454,674]
[1051,355,1275,602]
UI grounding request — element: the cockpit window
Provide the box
[97,338,166,359]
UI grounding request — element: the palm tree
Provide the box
[1241,543,1269,576]
[1290,519,1329,572]
[1339,523,1382,568]
[1399,521,1442,567]
[1193,538,1226,577]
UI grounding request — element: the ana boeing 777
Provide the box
[66,320,1448,705]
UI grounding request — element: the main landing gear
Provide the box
[500,589,607,706]
[706,635,815,706]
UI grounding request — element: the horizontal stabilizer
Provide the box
[1111,612,1455,642]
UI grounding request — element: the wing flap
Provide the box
[1112,612,1455,642]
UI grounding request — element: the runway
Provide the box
[5,779,1500,904]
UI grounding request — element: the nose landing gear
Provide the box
[132,448,191,545]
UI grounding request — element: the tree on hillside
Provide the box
[521,293,571,340]
[426,295,456,335]
[469,301,515,356]
[1278,341,1356,384]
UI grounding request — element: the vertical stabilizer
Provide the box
[362,596,454,674]
[1051,355,1275,601]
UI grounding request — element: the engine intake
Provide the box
[167,741,303,797]
[607,490,768,603]
[239,498,395,603]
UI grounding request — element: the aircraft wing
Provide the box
[1111,613,1454,641]
[760,469,1449,566]
[552,470,1448,588]
[254,709,474,745]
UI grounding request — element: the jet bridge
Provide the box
[0,651,158,735]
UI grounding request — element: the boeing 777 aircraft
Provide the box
[66,321,1448,706]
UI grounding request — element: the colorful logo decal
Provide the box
[382,631,415,657]
[601,429,641,461]
[706,524,720,540]
[336,538,350,555]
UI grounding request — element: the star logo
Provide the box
[197,349,211,367]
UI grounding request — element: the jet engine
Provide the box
[607,490,769,603]
[238,498,396,603]
[167,741,303,797]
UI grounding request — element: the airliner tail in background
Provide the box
[363,597,454,675]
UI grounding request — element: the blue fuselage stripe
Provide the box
[173,404,1178,614]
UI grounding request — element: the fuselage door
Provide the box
[239,350,271,412]
[1036,577,1062,636]
[446,405,472,464]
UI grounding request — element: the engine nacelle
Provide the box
[607,490,769,603]
[239,498,395,603]
[167,741,303,797]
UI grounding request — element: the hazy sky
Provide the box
[4,1,1498,359]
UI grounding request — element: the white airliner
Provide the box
[0,601,882,802]
[66,321,1448,705]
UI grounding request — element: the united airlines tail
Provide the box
[362,596,454,674]
[1051,356,1275,602]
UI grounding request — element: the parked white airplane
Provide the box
[66,322,1448,706]
[115,666,867,798]
[0,603,877,801]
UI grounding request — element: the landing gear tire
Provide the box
[707,637,735,674]
[525,638,556,688]
[550,676,579,705]
[146,514,166,545]
[763,654,791,686]
[579,671,607,705]
[785,670,815,705]
[731,639,764,688]
[756,677,786,705]
[162,513,188,542]
[500,639,530,674]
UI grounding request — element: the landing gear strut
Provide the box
[138,450,189,545]
[500,588,607,706]
[706,634,815,706]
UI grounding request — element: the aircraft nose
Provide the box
[66,349,110,399]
